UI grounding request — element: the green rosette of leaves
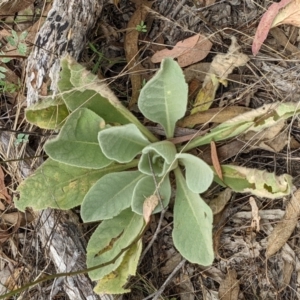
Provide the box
[14,56,296,297]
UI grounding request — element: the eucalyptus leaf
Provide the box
[98,124,150,163]
[94,240,142,294]
[214,165,293,199]
[138,141,177,177]
[25,96,69,129]
[45,108,112,169]
[87,209,144,280]
[138,58,188,138]
[173,168,214,265]
[176,153,213,193]
[132,175,171,215]
[16,159,137,211]
[183,102,300,151]
[81,171,145,222]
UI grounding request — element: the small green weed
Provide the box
[136,21,147,33]
[15,133,29,145]
[7,30,28,55]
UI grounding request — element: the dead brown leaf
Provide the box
[211,141,222,180]
[125,0,153,107]
[243,120,288,153]
[161,252,182,275]
[272,0,300,28]
[179,273,195,300]
[184,62,211,83]
[266,189,300,258]
[280,260,294,291]
[143,195,159,224]
[152,34,200,63]
[208,188,232,215]
[249,197,260,232]
[151,34,212,68]
[0,167,11,204]
[0,0,34,16]
[251,0,299,55]
[191,36,249,114]
[218,268,239,300]
[2,211,33,226]
[177,106,251,128]
[0,201,5,210]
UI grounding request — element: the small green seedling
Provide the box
[7,30,28,55]
[15,133,29,145]
[0,66,6,79]
[136,21,147,33]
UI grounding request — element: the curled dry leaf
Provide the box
[151,34,212,67]
[208,188,232,215]
[266,189,300,258]
[242,120,288,153]
[252,0,300,55]
[192,36,249,113]
[143,194,159,224]
[249,197,260,232]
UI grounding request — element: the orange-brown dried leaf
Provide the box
[211,140,223,180]
[151,34,200,63]
[152,34,212,68]
[0,167,11,204]
[266,189,300,258]
[125,0,153,107]
[178,36,212,67]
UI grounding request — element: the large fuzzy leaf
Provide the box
[58,56,157,143]
[138,58,188,138]
[94,240,142,294]
[81,171,145,222]
[45,108,111,169]
[25,96,69,129]
[86,209,144,281]
[176,153,213,193]
[173,168,214,265]
[98,124,150,163]
[16,159,137,211]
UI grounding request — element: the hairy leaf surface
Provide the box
[176,153,213,193]
[132,175,171,215]
[16,159,136,211]
[45,108,111,168]
[173,168,214,265]
[81,171,145,222]
[94,240,142,294]
[87,209,144,280]
[138,58,188,138]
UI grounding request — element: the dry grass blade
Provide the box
[249,197,260,232]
